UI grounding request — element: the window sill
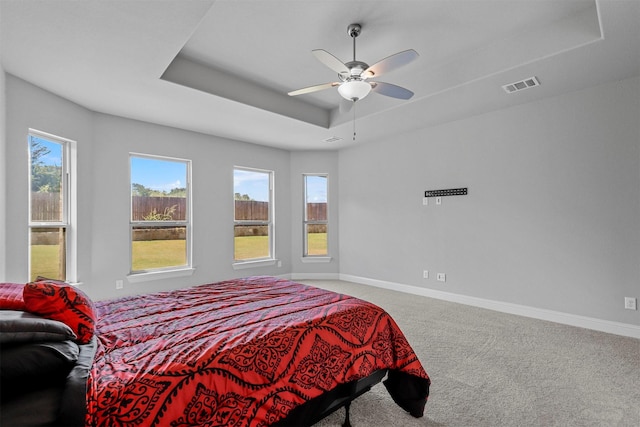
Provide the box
[301,256,332,263]
[60,281,83,286]
[233,259,278,270]
[127,267,195,283]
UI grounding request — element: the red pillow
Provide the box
[0,283,27,311]
[23,281,96,344]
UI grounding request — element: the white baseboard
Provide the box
[338,274,640,340]
[288,272,340,281]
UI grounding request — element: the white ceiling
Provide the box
[1,0,639,151]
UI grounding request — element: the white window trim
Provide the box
[127,267,195,283]
[28,129,78,283]
[232,259,278,270]
[233,166,275,267]
[300,256,332,263]
[129,153,193,277]
[303,173,329,258]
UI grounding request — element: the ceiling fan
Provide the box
[288,23,419,108]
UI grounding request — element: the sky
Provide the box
[30,136,62,166]
[305,175,328,203]
[127,156,327,202]
[234,169,270,201]
[33,146,327,202]
[233,171,327,203]
[130,156,187,193]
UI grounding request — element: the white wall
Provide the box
[339,76,640,327]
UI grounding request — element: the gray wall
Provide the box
[89,113,292,300]
[290,150,339,277]
[0,12,5,280]
[339,76,640,326]
[4,76,297,301]
[3,72,639,328]
[5,76,94,286]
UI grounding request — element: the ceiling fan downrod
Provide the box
[348,23,361,62]
[339,23,370,102]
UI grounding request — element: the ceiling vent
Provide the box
[323,136,343,143]
[502,76,540,94]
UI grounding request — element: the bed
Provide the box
[1,276,430,426]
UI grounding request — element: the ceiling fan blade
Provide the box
[288,82,339,96]
[370,81,415,100]
[339,98,354,114]
[363,49,419,78]
[312,49,349,74]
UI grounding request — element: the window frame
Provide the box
[128,153,192,277]
[233,166,275,267]
[303,173,329,258]
[28,129,78,283]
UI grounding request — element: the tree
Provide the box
[167,187,187,197]
[30,141,50,164]
[30,141,61,193]
[132,183,186,197]
[132,183,152,197]
[234,193,253,201]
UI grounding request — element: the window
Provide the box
[303,174,328,257]
[234,167,273,262]
[28,130,76,282]
[130,154,191,274]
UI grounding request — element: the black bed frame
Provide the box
[274,368,388,427]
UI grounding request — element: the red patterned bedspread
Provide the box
[86,276,430,426]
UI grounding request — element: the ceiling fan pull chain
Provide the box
[353,102,357,141]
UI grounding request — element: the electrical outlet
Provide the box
[436,197,442,205]
[423,270,429,279]
[422,198,429,206]
[437,273,446,282]
[624,297,636,310]
[115,280,124,290]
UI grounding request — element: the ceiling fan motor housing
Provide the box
[340,61,369,79]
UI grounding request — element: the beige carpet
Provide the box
[297,280,640,427]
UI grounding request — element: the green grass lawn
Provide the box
[307,232,328,255]
[234,236,269,260]
[234,234,328,259]
[30,245,63,281]
[132,239,187,271]
[31,233,328,276]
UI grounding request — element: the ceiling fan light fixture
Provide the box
[288,23,418,106]
[338,80,371,101]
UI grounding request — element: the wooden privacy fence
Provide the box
[235,201,327,221]
[234,200,269,220]
[31,196,327,222]
[133,199,276,221]
[306,203,327,221]
[132,196,187,221]
[31,195,327,240]
[31,192,62,221]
